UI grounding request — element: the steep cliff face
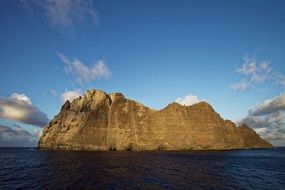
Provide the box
[38,89,273,151]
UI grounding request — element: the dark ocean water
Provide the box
[0,148,285,190]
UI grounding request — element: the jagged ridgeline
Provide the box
[38,89,273,151]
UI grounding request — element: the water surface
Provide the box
[0,147,285,189]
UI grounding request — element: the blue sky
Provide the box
[0,0,285,146]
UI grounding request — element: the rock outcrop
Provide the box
[38,89,273,151]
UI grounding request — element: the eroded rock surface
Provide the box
[38,89,273,151]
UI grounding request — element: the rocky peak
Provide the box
[239,123,258,135]
[67,89,110,112]
[238,123,272,148]
[239,123,252,131]
[163,102,184,110]
[85,89,107,101]
[190,101,213,110]
[38,88,273,151]
[109,92,125,104]
[60,100,70,111]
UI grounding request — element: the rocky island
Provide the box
[38,89,273,151]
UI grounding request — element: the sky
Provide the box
[0,0,285,147]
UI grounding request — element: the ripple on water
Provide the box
[0,148,285,189]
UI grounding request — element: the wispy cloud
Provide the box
[237,92,285,142]
[22,0,98,34]
[58,53,111,85]
[175,94,202,106]
[60,89,82,103]
[0,93,49,127]
[230,54,285,91]
[230,80,251,91]
[274,72,285,87]
[50,89,58,97]
[236,55,271,82]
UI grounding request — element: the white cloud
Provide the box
[237,93,285,142]
[58,53,111,85]
[230,80,250,91]
[237,56,271,78]
[238,56,271,78]
[175,94,202,106]
[0,93,49,127]
[10,93,32,105]
[60,89,82,103]
[230,54,285,91]
[24,0,98,34]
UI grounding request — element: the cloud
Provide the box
[237,92,285,142]
[230,54,285,91]
[50,89,58,97]
[10,93,32,105]
[0,124,39,147]
[175,94,202,106]
[274,72,285,87]
[236,56,271,82]
[239,111,283,129]
[32,129,42,139]
[23,0,98,34]
[58,53,111,85]
[61,89,82,103]
[230,80,251,91]
[249,93,285,115]
[239,113,285,141]
[0,93,49,127]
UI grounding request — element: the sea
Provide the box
[0,147,285,190]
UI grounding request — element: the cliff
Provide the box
[38,89,273,151]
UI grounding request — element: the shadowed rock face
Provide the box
[38,89,273,151]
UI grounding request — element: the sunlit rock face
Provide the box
[38,89,273,151]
